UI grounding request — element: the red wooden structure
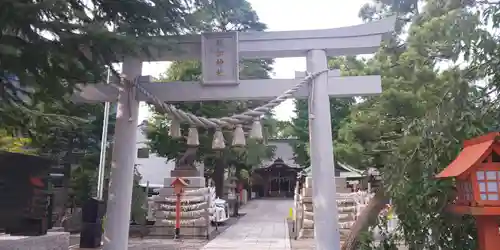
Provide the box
[170,177,189,239]
[436,132,500,250]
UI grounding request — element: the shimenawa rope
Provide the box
[115,69,327,148]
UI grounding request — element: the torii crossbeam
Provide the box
[73,71,381,102]
[73,16,395,250]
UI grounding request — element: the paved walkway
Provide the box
[202,199,293,250]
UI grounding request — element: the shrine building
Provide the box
[251,139,365,197]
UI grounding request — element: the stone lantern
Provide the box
[436,132,500,250]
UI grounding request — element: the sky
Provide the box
[139,0,370,122]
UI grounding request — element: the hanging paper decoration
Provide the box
[187,127,199,146]
[232,124,246,147]
[249,119,263,141]
[212,129,226,149]
[169,119,182,139]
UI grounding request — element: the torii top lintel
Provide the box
[72,17,395,103]
[136,16,396,61]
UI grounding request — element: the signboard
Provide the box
[201,32,239,85]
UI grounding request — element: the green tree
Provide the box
[338,0,500,249]
[288,57,356,167]
[0,129,36,154]
[146,0,275,197]
[0,0,195,215]
[35,102,116,225]
[0,0,196,130]
[265,119,295,139]
[70,167,94,207]
[130,165,147,225]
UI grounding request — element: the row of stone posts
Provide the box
[293,176,374,242]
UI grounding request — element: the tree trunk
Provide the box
[213,155,225,198]
[341,189,389,250]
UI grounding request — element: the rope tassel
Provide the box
[169,119,182,139]
[187,126,199,146]
[249,119,263,141]
[212,129,226,150]
[232,124,246,147]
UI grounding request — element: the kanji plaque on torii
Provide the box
[73,16,395,250]
[201,32,239,85]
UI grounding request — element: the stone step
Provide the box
[155,219,207,227]
[157,203,208,211]
[338,213,354,222]
[158,187,209,197]
[302,217,355,229]
[298,228,351,239]
[149,225,211,237]
[301,188,358,197]
[303,177,351,192]
[304,211,314,220]
[301,196,313,204]
[302,211,354,222]
[337,199,356,206]
[338,205,356,213]
[303,202,313,211]
[300,195,357,206]
[155,210,209,219]
[154,195,208,204]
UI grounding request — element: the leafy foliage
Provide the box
[0,0,196,218]
[0,129,36,154]
[131,165,147,224]
[287,57,356,167]
[331,0,500,249]
[0,0,198,130]
[265,119,295,139]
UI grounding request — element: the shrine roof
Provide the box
[254,158,304,172]
[436,132,500,178]
[258,139,301,169]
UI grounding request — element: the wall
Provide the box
[135,123,175,187]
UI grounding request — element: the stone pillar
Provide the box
[307,49,341,248]
[335,177,350,193]
[102,58,142,250]
[297,177,357,241]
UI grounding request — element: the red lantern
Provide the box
[436,132,500,250]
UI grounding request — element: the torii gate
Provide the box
[74,17,395,250]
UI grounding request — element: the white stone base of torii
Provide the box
[74,17,394,250]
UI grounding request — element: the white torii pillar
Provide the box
[101,58,142,250]
[307,49,341,246]
[73,17,395,250]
